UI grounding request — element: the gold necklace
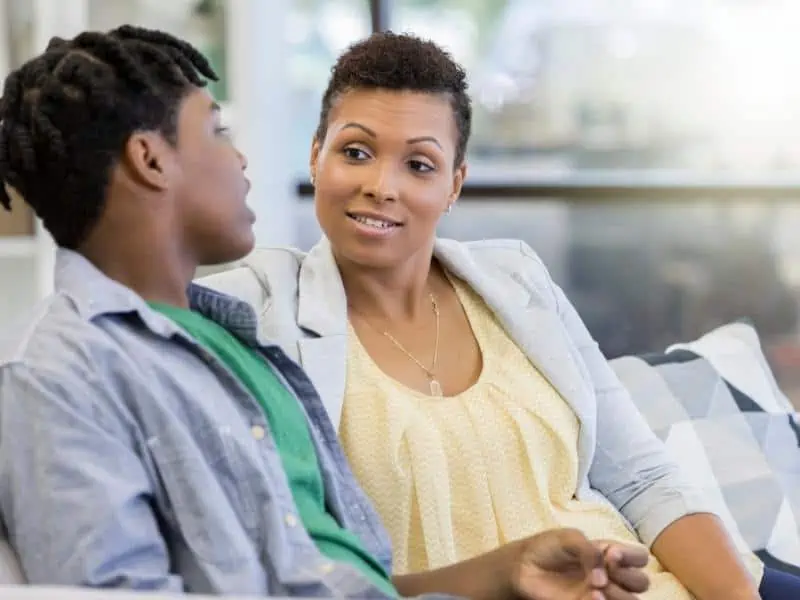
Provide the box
[352,293,443,397]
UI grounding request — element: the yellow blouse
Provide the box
[340,274,762,599]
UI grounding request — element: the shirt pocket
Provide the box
[146,424,261,567]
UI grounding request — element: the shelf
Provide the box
[0,237,37,259]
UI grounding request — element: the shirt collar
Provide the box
[54,248,261,345]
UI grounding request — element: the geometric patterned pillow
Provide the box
[610,322,800,576]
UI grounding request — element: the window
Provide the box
[391,0,800,178]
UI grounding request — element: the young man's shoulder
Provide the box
[0,291,144,397]
[0,293,93,371]
[0,293,131,436]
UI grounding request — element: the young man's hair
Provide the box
[0,26,217,249]
[315,31,472,167]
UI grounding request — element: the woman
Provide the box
[207,32,800,599]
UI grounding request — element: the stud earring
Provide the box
[445,204,453,214]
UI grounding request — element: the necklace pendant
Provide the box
[429,378,443,397]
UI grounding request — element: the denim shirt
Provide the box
[0,250,443,598]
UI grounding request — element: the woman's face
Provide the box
[310,88,465,270]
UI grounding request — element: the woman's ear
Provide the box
[309,137,321,184]
[450,161,467,203]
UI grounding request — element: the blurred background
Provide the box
[3,0,800,404]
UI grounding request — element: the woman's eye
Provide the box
[409,159,434,173]
[343,147,370,160]
[215,126,232,138]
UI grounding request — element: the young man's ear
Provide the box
[121,131,173,191]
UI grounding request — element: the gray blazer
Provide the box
[199,237,713,547]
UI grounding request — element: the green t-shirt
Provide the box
[150,303,395,596]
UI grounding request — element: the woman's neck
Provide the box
[337,251,440,323]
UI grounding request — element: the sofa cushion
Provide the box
[610,322,800,575]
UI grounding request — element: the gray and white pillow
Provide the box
[610,322,800,575]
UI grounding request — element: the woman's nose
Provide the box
[362,162,399,203]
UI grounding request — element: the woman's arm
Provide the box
[525,240,710,543]
[522,243,757,597]
[651,514,759,600]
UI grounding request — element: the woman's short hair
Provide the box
[315,31,472,167]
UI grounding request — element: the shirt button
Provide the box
[285,513,298,527]
[319,562,334,574]
[251,425,266,440]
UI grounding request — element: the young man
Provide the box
[0,27,648,599]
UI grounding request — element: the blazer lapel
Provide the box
[297,336,348,428]
[296,239,350,430]
[434,240,593,419]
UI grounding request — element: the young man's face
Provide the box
[171,87,255,265]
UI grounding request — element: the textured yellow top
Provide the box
[340,275,762,599]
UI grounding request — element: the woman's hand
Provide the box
[510,529,650,600]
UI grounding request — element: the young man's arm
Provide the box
[393,529,650,600]
[0,362,182,590]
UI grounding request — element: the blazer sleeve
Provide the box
[519,242,716,547]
